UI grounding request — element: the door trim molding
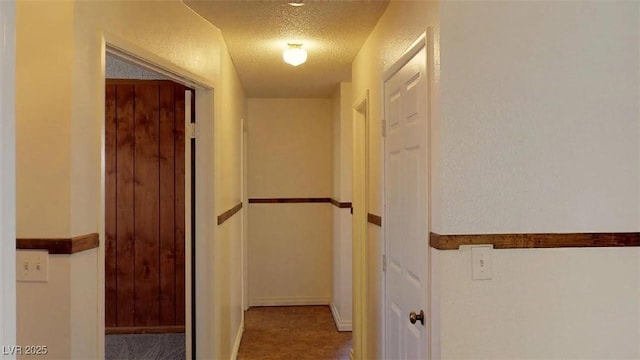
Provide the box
[352,89,370,360]
[382,33,428,84]
[430,232,640,250]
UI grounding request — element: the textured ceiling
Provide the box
[184,0,389,98]
[106,53,169,80]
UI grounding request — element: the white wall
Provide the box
[0,1,16,357]
[247,98,333,306]
[331,83,353,330]
[436,2,640,358]
[438,247,639,359]
[437,1,639,233]
[354,0,639,359]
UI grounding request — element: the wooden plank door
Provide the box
[105,80,186,333]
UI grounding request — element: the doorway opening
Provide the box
[101,49,199,360]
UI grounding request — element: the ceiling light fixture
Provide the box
[283,43,307,66]
[287,0,304,6]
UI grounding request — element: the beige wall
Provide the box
[16,1,73,238]
[351,1,439,357]
[249,204,332,305]
[16,1,246,359]
[248,99,333,198]
[16,255,71,359]
[354,0,639,359]
[213,45,247,359]
[15,3,80,358]
[332,83,353,202]
[247,98,333,306]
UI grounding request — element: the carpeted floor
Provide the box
[237,305,352,360]
[105,333,185,360]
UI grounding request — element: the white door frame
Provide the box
[241,118,249,311]
[98,31,215,360]
[380,29,435,359]
[0,1,16,355]
[352,90,370,360]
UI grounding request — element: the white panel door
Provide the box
[384,46,428,360]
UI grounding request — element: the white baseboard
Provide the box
[330,303,353,331]
[249,296,330,307]
[231,318,244,360]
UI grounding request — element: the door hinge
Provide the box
[189,122,198,139]
[381,119,386,137]
[382,254,387,272]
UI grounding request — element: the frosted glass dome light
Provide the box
[283,43,307,67]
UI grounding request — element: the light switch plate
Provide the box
[16,250,49,282]
[471,245,493,280]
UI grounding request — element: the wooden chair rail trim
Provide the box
[16,233,100,254]
[248,197,352,209]
[217,202,243,225]
[248,197,332,204]
[367,213,382,227]
[330,198,353,209]
[430,232,640,250]
[105,326,185,335]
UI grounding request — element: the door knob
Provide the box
[409,310,424,325]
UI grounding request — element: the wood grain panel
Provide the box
[105,84,117,327]
[367,213,382,227]
[430,232,640,250]
[106,80,186,330]
[174,84,186,326]
[158,83,176,325]
[16,233,99,254]
[217,202,243,225]
[115,84,136,327]
[133,84,160,326]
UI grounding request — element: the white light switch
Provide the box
[16,250,49,282]
[471,245,492,280]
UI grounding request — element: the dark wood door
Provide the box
[105,80,186,333]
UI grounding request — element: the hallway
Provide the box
[237,306,351,360]
[5,2,640,359]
